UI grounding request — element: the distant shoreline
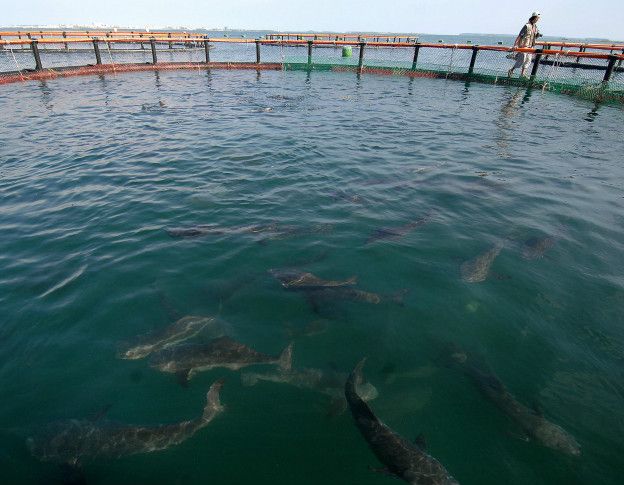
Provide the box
[0,27,621,44]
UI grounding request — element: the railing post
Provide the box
[411,42,420,70]
[603,54,617,82]
[30,40,42,70]
[468,45,479,75]
[576,45,585,63]
[168,32,173,50]
[93,38,102,65]
[358,41,365,73]
[150,38,157,64]
[204,38,210,63]
[62,31,68,50]
[530,49,543,79]
[256,39,261,64]
[307,40,313,68]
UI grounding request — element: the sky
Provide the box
[1,0,622,40]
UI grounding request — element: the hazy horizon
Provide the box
[1,0,622,40]
[1,25,621,43]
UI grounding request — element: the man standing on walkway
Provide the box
[508,11,542,78]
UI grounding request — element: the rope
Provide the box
[542,52,563,92]
[446,44,457,79]
[105,41,116,75]
[8,45,24,81]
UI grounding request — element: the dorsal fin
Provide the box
[345,359,379,424]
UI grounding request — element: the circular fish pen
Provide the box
[2,30,624,485]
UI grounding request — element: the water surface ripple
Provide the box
[1,70,623,484]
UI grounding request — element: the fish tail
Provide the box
[278,343,293,371]
[203,379,225,422]
[345,358,378,423]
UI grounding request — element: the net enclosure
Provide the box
[1,31,623,103]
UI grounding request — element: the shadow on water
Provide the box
[36,80,53,111]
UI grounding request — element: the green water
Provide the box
[1,69,623,484]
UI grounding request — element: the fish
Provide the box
[166,224,228,238]
[345,360,460,484]
[460,242,504,283]
[119,316,218,360]
[166,223,332,241]
[366,213,433,244]
[521,236,555,260]
[150,336,293,384]
[306,287,406,306]
[449,349,581,456]
[269,268,357,289]
[27,379,225,465]
[165,223,278,239]
[241,350,378,409]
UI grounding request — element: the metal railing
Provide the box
[1,35,623,103]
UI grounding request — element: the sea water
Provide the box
[0,69,623,484]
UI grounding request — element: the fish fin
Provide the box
[414,433,427,450]
[346,276,358,285]
[203,378,225,420]
[345,359,379,424]
[176,370,191,387]
[278,343,293,371]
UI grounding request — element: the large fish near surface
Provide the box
[306,287,406,306]
[165,223,277,239]
[269,268,357,289]
[119,316,217,360]
[449,348,581,456]
[345,360,460,484]
[366,212,434,244]
[521,236,555,260]
[460,242,504,283]
[241,349,378,411]
[150,336,292,383]
[27,380,225,465]
[166,223,333,241]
